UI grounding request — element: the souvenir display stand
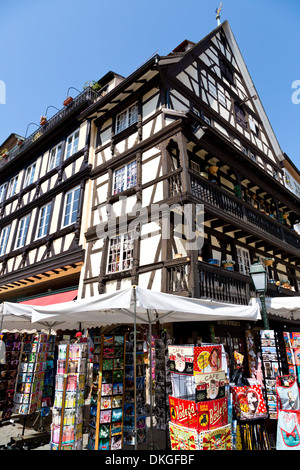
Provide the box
[87,334,126,450]
[123,337,147,446]
[14,333,55,422]
[257,330,283,419]
[0,332,22,423]
[168,344,232,450]
[50,342,87,450]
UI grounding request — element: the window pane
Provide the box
[107,232,134,273]
[16,216,30,248]
[0,183,7,203]
[37,203,51,238]
[63,187,80,226]
[0,225,10,256]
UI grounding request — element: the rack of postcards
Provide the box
[51,342,87,450]
[87,334,126,450]
[14,333,55,417]
[168,344,232,450]
[0,332,22,423]
[257,330,283,419]
[123,337,147,446]
[283,332,300,384]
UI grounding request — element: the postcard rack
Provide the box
[51,342,87,450]
[88,334,126,450]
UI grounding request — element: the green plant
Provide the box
[83,80,102,93]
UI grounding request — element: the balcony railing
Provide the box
[189,171,300,252]
[166,260,298,305]
[0,87,97,169]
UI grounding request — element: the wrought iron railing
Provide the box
[0,87,97,170]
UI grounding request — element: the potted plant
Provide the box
[281,280,291,289]
[222,259,235,271]
[63,96,73,107]
[174,253,182,259]
[40,116,47,126]
[263,257,275,267]
[208,165,218,176]
[208,259,220,266]
[17,139,24,146]
[0,148,8,159]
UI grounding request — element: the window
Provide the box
[113,161,137,194]
[62,186,80,227]
[15,215,30,249]
[6,175,18,199]
[0,225,11,256]
[48,143,62,170]
[107,232,134,273]
[36,203,51,239]
[0,182,7,203]
[116,103,138,134]
[220,59,234,83]
[236,247,251,276]
[234,103,248,129]
[24,163,36,187]
[65,129,79,159]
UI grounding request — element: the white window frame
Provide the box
[106,232,134,273]
[113,161,137,194]
[15,214,30,249]
[36,203,52,239]
[62,186,80,228]
[0,224,11,256]
[6,175,18,199]
[64,129,79,160]
[0,182,7,203]
[236,246,251,276]
[48,143,62,171]
[24,162,36,187]
[115,103,138,134]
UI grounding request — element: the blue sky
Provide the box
[1,0,300,170]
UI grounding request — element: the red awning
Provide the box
[19,289,78,306]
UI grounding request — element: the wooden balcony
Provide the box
[166,260,299,305]
[189,171,300,256]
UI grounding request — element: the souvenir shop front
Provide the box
[1,289,300,451]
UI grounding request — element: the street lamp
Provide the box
[249,261,270,330]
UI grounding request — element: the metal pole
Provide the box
[148,313,154,449]
[259,293,270,330]
[133,286,137,450]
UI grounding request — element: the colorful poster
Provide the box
[194,346,222,374]
[168,346,194,375]
[169,422,199,450]
[199,424,232,450]
[231,384,268,421]
[292,333,300,349]
[194,371,226,402]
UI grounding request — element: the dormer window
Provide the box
[116,103,138,134]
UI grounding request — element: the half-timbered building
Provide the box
[0,86,99,305]
[77,21,300,342]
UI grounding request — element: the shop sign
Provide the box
[168,345,194,375]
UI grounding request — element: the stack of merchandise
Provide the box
[14,333,55,416]
[51,342,87,450]
[0,332,22,422]
[168,344,231,450]
[87,335,125,450]
[258,330,282,419]
[283,332,300,384]
[123,338,147,446]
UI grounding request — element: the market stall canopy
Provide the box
[251,297,300,321]
[19,286,262,327]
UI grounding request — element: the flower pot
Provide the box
[63,96,73,106]
[269,279,276,284]
[199,172,208,179]
[40,118,47,126]
[174,253,182,259]
[208,259,219,266]
[197,256,203,261]
[282,283,291,289]
[264,259,274,267]
[17,140,23,146]
[208,165,218,176]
